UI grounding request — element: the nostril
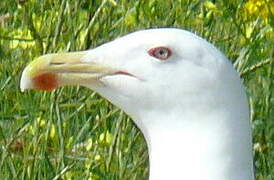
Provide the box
[49,62,65,65]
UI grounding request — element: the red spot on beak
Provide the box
[33,73,58,91]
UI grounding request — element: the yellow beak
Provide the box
[20,51,117,92]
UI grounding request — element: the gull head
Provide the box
[20,28,239,121]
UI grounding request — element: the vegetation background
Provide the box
[0,0,273,179]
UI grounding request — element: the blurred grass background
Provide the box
[0,0,273,179]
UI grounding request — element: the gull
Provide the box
[20,28,254,180]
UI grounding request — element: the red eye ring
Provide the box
[148,46,172,60]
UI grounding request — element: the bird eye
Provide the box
[148,46,172,60]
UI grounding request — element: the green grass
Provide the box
[0,0,273,179]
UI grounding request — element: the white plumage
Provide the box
[20,28,254,180]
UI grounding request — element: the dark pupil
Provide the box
[158,49,166,56]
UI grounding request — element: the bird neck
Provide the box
[135,107,254,180]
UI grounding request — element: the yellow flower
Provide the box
[36,117,46,127]
[245,1,258,14]
[244,0,274,24]
[50,124,56,139]
[94,154,101,161]
[85,138,93,151]
[99,131,113,146]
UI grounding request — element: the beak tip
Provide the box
[20,67,33,92]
